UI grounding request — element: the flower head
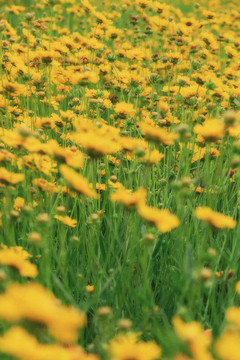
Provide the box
[195,207,236,229]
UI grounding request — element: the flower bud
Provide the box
[37,213,50,223]
[28,232,42,243]
[97,306,112,317]
[118,318,132,330]
[199,267,213,280]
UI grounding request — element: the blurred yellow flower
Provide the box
[108,332,161,360]
[54,215,77,228]
[0,245,37,278]
[195,207,236,229]
[0,282,86,344]
[59,165,98,199]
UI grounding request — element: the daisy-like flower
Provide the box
[173,317,212,360]
[140,123,177,146]
[110,186,147,208]
[0,245,37,278]
[195,207,236,229]
[215,330,240,360]
[0,326,99,360]
[0,167,24,185]
[59,164,98,199]
[194,119,225,141]
[108,332,161,360]
[0,282,86,344]
[114,102,135,118]
[54,215,77,228]
[137,202,180,233]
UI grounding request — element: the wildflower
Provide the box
[225,45,238,58]
[173,317,212,360]
[195,207,236,229]
[72,132,121,156]
[225,306,240,328]
[180,85,205,99]
[74,71,99,85]
[108,333,161,360]
[137,203,180,233]
[110,186,147,208]
[114,102,135,117]
[86,285,94,293]
[48,140,85,168]
[13,197,25,210]
[215,330,240,360]
[0,245,38,278]
[6,5,25,15]
[194,119,225,141]
[0,326,96,360]
[54,215,77,228]
[0,282,86,344]
[119,137,148,152]
[140,149,164,164]
[140,123,177,145]
[0,167,24,185]
[59,165,98,199]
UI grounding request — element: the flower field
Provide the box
[0,0,240,358]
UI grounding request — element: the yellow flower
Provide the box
[0,282,86,344]
[32,178,59,193]
[225,45,238,58]
[194,119,225,141]
[6,5,25,15]
[110,186,147,208]
[13,197,25,210]
[140,149,164,164]
[48,140,84,168]
[95,183,106,192]
[86,285,94,293]
[0,326,97,360]
[226,307,240,328]
[215,329,240,360]
[173,317,213,360]
[0,245,38,278]
[119,137,148,152]
[0,167,24,185]
[73,71,99,85]
[54,215,77,228]
[114,102,136,117]
[108,332,161,360]
[195,207,236,229]
[137,203,180,233]
[1,80,25,97]
[140,123,177,146]
[59,165,98,199]
[73,132,122,156]
[180,85,205,99]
